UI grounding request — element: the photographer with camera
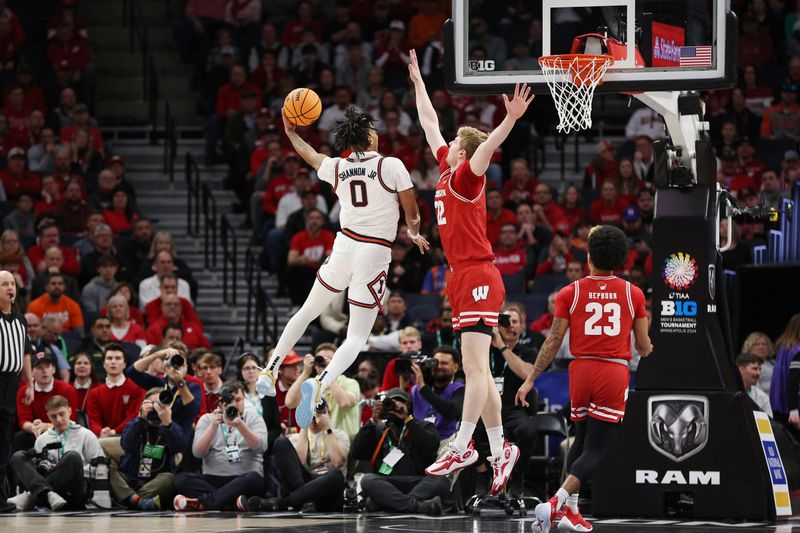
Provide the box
[110,387,186,510]
[473,305,539,496]
[174,381,267,511]
[240,399,349,512]
[126,344,202,437]
[380,327,424,391]
[7,395,104,511]
[409,346,464,441]
[285,344,360,440]
[352,388,448,515]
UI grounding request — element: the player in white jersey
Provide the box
[256,106,429,428]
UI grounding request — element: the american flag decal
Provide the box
[679,46,712,67]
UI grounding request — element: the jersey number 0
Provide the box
[350,180,368,207]
[584,302,621,336]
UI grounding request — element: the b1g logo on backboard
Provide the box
[662,252,699,291]
[648,395,709,462]
[469,59,495,72]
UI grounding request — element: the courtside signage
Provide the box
[753,411,791,516]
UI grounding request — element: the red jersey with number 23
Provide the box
[434,145,494,266]
[555,275,647,361]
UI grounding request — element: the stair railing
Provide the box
[245,247,277,351]
[220,214,237,306]
[126,0,161,141]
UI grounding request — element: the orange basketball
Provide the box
[283,88,322,127]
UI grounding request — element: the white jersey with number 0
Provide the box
[317,151,413,243]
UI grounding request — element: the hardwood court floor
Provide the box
[2,511,800,533]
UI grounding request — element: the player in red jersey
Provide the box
[408,49,534,495]
[516,225,653,533]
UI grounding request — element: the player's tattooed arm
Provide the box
[515,317,568,407]
[282,109,327,170]
[532,317,568,376]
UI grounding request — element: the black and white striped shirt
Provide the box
[0,310,32,374]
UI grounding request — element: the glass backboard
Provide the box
[444,0,737,95]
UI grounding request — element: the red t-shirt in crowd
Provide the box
[493,245,527,276]
[485,209,517,246]
[290,229,335,269]
[144,297,200,327]
[261,175,294,215]
[275,380,298,431]
[589,198,628,225]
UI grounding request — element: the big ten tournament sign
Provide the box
[659,251,701,335]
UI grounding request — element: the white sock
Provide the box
[555,488,570,511]
[317,306,378,391]
[486,426,504,458]
[567,493,579,512]
[453,421,477,451]
[266,283,337,372]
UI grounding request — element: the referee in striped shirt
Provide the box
[0,271,33,498]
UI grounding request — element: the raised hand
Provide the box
[502,83,534,120]
[282,107,296,134]
[407,49,423,85]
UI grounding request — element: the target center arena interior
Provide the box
[0,0,799,532]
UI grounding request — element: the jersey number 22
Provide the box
[434,200,446,225]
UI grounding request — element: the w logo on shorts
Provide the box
[472,285,489,302]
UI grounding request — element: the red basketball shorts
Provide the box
[446,261,505,331]
[569,357,629,423]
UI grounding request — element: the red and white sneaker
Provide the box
[173,494,204,511]
[488,440,520,496]
[531,496,562,533]
[557,506,593,531]
[425,440,479,476]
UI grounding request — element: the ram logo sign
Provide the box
[648,395,709,462]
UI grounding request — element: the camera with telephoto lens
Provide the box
[146,407,161,423]
[498,313,511,328]
[164,353,185,369]
[314,355,326,367]
[394,351,437,379]
[342,481,361,513]
[220,387,239,420]
[156,387,176,408]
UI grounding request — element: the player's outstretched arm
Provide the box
[515,317,568,407]
[408,49,446,154]
[633,317,653,357]
[470,83,534,176]
[398,188,430,254]
[282,109,327,171]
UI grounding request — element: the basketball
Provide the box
[283,88,322,127]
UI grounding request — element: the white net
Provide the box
[538,54,614,134]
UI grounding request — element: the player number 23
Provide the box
[434,200,446,225]
[584,302,621,336]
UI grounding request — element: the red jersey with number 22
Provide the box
[434,145,494,266]
[555,275,647,361]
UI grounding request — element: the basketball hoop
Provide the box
[538,54,614,134]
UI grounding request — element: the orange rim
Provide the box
[539,54,613,87]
